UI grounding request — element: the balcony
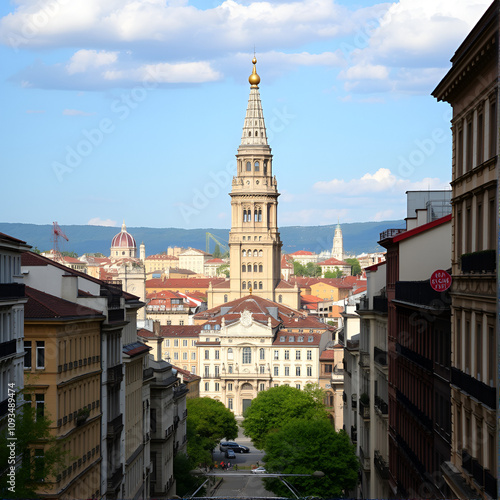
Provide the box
[165,425,174,439]
[143,367,154,381]
[396,389,432,432]
[460,250,496,274]
[451,367,496,410]
[107,308,125,323]
[107,465,123,494]
[350,426,357,443]
[374,346,387,367]
[373,295,388,313]
[396,343,432,371]
[107,364,123,385]
[359,445,370,470]
[379,228,406,241]
[374,450,389,480]
[374,395,388,415]
[359,351,370,370]
[395,281,451,308]
[359,398,370,420]
[220,371,271,380]
[0,283,25,300]
[173,384,189,400]
[107,414,123,440]
[346,339,359,350]
[0,339,17,360]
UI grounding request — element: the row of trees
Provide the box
[293,258,362,278]
[182,385,359,498]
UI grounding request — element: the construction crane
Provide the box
[205,232,229,256]
[52,221,68,263]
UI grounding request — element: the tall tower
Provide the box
[229,57,282,298]
[331,220,344,261]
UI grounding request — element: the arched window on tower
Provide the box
[254,209,258,222]
[264,160,267,175]
[259,264,263,272]
[224,295,228,303]
[254,161,260,172]
[242,264,246,273]
[279,295,283,303]
[258,209,262,222]
[253,250,258,257]
[259,250,263,257]
[248,249,252,256]
[242,281,246,290]
[248,131,251,137]
[243,210,247,223]
[248,281,252,289]
[254,264,258,273]
[242,250,246,257]
[255,131,259,136]
[254,281,258,290]
[259,281,263,289]
[246,161,251,171]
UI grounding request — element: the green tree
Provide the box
[0,399,67,498]
[305,262,322,277]
[293,260,306,276]
[241,385,328,449]
[212,244,222,258]
[186,398,238,465]
[216,263,230,278]
[346,258,362,276]
[325,267,343,278]
[173,452,205,496]
[61,251,78,258]
[262,419,359,498]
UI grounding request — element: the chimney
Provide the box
[153,320,160,337]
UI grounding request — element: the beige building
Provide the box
[194,295,330,416]
[317,257,351,277]
[178,248,211,275]
[145,254,179,275]
[319,344,344,431]
[207,59,300,310]
[432,3,498,498]
[24,286,104,500]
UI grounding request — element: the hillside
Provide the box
[0,220,405,257]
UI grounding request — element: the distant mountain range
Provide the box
[0,220,405,257]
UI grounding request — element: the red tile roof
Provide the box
[205,258,225,264]
[24,286,105,320]
[138,328,157,339]
[320,350,336,360]
[289,250,314,256]
[351,286,367,295]
[300,295,323,303]
[146,278,226,289]
[146,254,179,261]
[318,258,348,266]
[123,341,151,357]
[159,325,201,337]
[171,365,201,382]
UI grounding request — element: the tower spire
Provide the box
[241,57,268,146]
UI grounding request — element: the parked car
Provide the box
[225,449,236,459]
[252,466,266,474]
[219,441,250,453]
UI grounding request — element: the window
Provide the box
[307,350,312,360]
[24,341,32,370]
[215,383,220,392]
[477,111,484,165]
[215,366,219,377]
[285,366,290,376]
[228,365,233,374]
[289,336,294,342]
[284,350,290,360]
[296,350,301,360]
[254,161,260,171]
[242,281,246,290]
[228,398,233,410]
[228,383,233,391]
[191,366,196,374]
[205,350,209,360]
[296,367,301,376]
[228,348,233,360]
[274,350,279,360]
[35,394,44,420]
[215,350,220,360]
[36,341,45,369]
[183,340,187,347]
[280,336,285,342]
[274,366,279,376]
[205,382,209,391]
[34,449,45,481]
[174,352,179,360]
[259,348,265,360]
[242,264,246,272]
[179,320,184,326]
[182,352,187,360]
[191,352,196,360]
[279,295,282,303]
[174,339,179,347]
[204,366,209,377]
[308,336,314,342]
[165,339,170,347]
[259,264,263,272]
[242,347,251,364]
[307,366,312,376]
[298,336,304,342]
[242,250,246,257]
[259,383,265,391]
[296,384,301,390]
[259,281,263,289]
[150,408,157,433]
[254,264,258,273]
[260,365,265,374]
[246,161,251,171]
[166,320,171,326]
[224,294,228,303]
[324,364,333,373]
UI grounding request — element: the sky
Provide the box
[0,0,492,231]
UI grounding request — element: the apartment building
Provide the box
[432,1,498,498]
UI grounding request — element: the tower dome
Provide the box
[111,222,137,258]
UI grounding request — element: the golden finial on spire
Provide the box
[249,56,260,88]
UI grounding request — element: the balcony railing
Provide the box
[395,281,451,308]
[107,465,123,492]
[0,283,25,299]
[460,250,496,274]
[359,351,370,369]
[396,343,432,371]
[108,308,124,322]
[107,414,123,440]
[396,389,432,432]
[374,450,390,479]
[0,339,17,360]
[359,445,370,470]
[373,296,388,313]
[143,367,154,381]
[375,395,388,415]
[374,347,387,367]
[379,228,406,241]
[451,368,496,410]
[107,364,123,385]
[359,399,370,419]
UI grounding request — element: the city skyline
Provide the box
[0,0,491,229]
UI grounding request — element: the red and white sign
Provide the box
[430,269,452,292]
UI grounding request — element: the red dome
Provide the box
[111,223,136,249]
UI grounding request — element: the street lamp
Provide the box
[277,471,325,499]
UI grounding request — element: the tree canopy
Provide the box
[262,418,359,498]
[212,244,222,258]
[241,385,328,449]
[186,398,238,464]
[346,258,362,276]
[0,398,66,498]
[324,268,343,278]
[293,261,322,277]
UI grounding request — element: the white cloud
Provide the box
[87,217,117,227]
[313,168,449,194]
[67,49,118,75]
[63,109,95,116]
[340,63,388,80]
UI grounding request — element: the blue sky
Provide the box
[0,0,491,230]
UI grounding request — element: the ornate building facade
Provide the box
[208,59,300,309]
